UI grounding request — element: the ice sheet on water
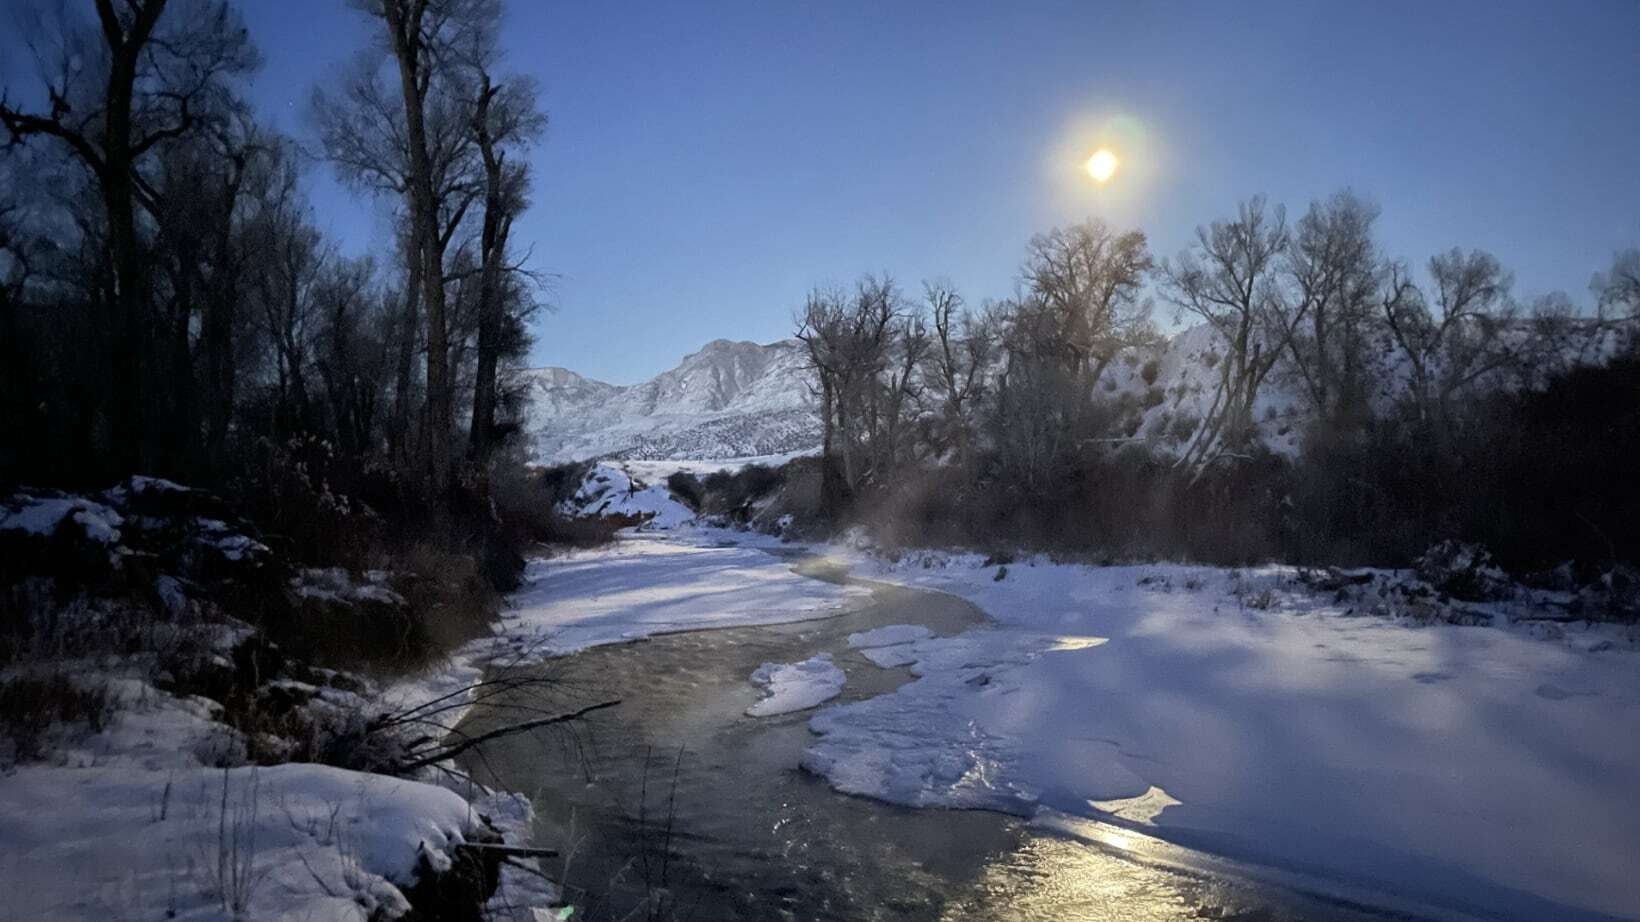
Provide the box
[746,654,846,717]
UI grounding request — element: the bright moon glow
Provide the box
[1086,148,1119,183]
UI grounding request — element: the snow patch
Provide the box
[495,530,867,656]
[746,654,846,717]
[0,495,124,543]
[0,762,479,922]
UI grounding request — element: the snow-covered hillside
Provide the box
[518,339,818,463]
[519,322,1614,466]
[518,327,1311,465]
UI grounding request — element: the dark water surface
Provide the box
[461,551,1417,922]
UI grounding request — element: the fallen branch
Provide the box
[393,699,621,773]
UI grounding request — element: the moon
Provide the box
[1085,148,1119,183]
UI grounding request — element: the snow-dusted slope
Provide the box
[518,327,1301,465]
[518,339,818,463]
[521,321,1603,465]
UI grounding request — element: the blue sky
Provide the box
[19,1,1640,384]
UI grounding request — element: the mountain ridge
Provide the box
[518,337,819,463]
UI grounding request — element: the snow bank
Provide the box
[494,531,867,655]
[0,494,124,543]
[0,762,478,922]
[746,654,846,716]
[804,548,1640,921]
[560,462,695,529]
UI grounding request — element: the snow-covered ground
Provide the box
[480,480,1640,921]
[424,488,1640,920]
[801,547,1640,922]
[490,531,866,656]
[14,475,1637,921]
[0,679,507,922]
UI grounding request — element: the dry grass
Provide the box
[0,673,116,764]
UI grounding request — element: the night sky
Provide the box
[14,0,1640,383]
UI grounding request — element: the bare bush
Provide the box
[0,673,116,765]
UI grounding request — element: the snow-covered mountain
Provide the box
[516,328,1301,465]
[518,339,819,463]
[520,320,1609,465]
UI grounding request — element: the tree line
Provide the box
[797,193,1640,567]
[0,0,544,532]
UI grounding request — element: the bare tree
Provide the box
[1278,190,1383,428]
[1593,248,1640,332]
[335,0,498,490]
[465,64,544,461]
[869,308,930,476]
[1,0,257,472]
[796,276,900,511]
[1382,247,1516,429]
[1159,196,1299,473]
[312,255,389,458]
[924,282,997,465]
[246,159,325,436]
[1020,219,1154,385]
[312,58,421,459]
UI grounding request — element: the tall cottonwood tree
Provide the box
[0,0,257,473]
[1278,190,1384,429]
[923,282,997,465]
[322,0,538,479]
[1019,219,1154,385]
[989,220,1154,489]
[465,65,544,460]
[1382,247,1517,430]
[797,277,900,511]
[328,0,496,487]
[1159,197,1302,473]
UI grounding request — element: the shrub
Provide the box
[699,463,787,518]
[667,471,705,510]
[0,673,115,764]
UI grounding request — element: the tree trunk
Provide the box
[103,50,148,475]
[468,77,508,462]
[390,250,421,464]
[384,0,452,495]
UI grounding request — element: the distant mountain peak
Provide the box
[520,338,817,463]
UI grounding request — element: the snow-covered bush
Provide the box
[1416,541,1514,602]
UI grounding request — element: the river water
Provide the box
[461,550,1415,921]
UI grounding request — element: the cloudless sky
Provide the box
[18,1,1640,384]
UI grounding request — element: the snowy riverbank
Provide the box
[799,546,1640,922]
[538,467,1640,921]
[417,509,1640,921]
[18,490,1633,921]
